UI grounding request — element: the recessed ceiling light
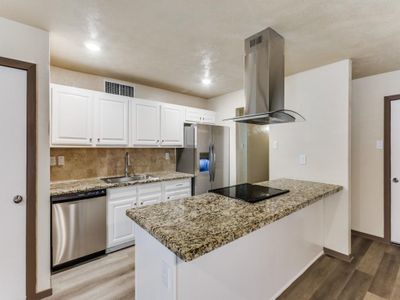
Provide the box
[201,78,212,86]
[84,41,101,52]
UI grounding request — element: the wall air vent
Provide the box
[249,35,263,48]
[105,81,135,98]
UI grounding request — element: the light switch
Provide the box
[299,154,307,165]
[165,152,170,160]
[50,156,56,166]
[376,140,384,150]
[272,140,279,149]
[57,156,65,166]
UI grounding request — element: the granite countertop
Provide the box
[126,178,343,262]
[50,171,193,196]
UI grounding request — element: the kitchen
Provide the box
[1,1,400,300]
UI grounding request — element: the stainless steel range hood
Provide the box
[225,27,305,125]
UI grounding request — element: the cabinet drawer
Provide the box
[164,189,191,202]
[138,182,162,195]
[138,193,162,207]
[107,185,137,201]
[164,179,191,191]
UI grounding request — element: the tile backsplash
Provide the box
[50,148,176,182]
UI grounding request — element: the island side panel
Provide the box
[176,200,324,300]
[135,224,177,300]
[323,190,351,255]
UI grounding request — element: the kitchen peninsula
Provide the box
[127,178,346,300]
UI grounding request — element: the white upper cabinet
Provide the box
[160,104,184,147]
[51,84,93,146]
[131,99,161,146]
[185,108,203,123]
[202,110,216,124]
[95,93,129,146]
[185,108,216,124]
[50,84,215,148]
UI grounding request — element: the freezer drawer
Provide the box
[52,196,106,267]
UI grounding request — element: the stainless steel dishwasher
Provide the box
[51,189,107,271]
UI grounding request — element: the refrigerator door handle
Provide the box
[209,144,213,182]
[212,144,216,182]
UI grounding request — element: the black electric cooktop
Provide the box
[209,183,289,203]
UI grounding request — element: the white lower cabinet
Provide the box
[138,182,163,206]
[107,186,137,250]
[163,179,191,202]
[106,178,192,251]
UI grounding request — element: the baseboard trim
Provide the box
[351,230,387,243]
[35,288,52,299]
[323,247,353,263]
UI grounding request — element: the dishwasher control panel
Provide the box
[51,189,107,203]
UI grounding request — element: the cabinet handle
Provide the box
[140,202,143,205]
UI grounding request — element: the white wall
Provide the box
[0,18,50,292]
[269,60,351,254]
[352,70,400,237]
[207,60,352,255]
[50,66,207,108]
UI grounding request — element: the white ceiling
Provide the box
[1,0,400,98]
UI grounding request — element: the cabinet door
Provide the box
[160,104,184,147]
[138,182,162,207]
[51,84,93,146]
[185,108,203,123]
[131,99,160,146]
[202,111,216,124]
[107,197,136,248]
[95,93,129,146]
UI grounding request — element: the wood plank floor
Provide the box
[278,235,400,300]
[46,247,134,300]
[46,235,400,300]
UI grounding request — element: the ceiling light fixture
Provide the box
[201,77,212,86]
[85,41,101,52]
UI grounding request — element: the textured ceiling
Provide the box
[1,0,400,98]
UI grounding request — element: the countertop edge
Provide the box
[50,172,194,197]
[128,183,343,262]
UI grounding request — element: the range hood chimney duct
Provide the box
[225,27,305,125]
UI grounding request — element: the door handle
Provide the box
[13,195,23,204]
[393,178,399,183]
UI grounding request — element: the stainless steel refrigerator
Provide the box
[177,124,230,195]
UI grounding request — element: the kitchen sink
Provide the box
[102,174,158,184]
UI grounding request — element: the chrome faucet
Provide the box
[124,152,130,177]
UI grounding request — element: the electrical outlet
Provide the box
[50,156,56,166]
[165,152,170,160]
[57,156,65,166]
[161,260,171,289]
[272,140,279,149]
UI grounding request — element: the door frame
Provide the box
[384,94,400,243]
[0,57,38,299]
